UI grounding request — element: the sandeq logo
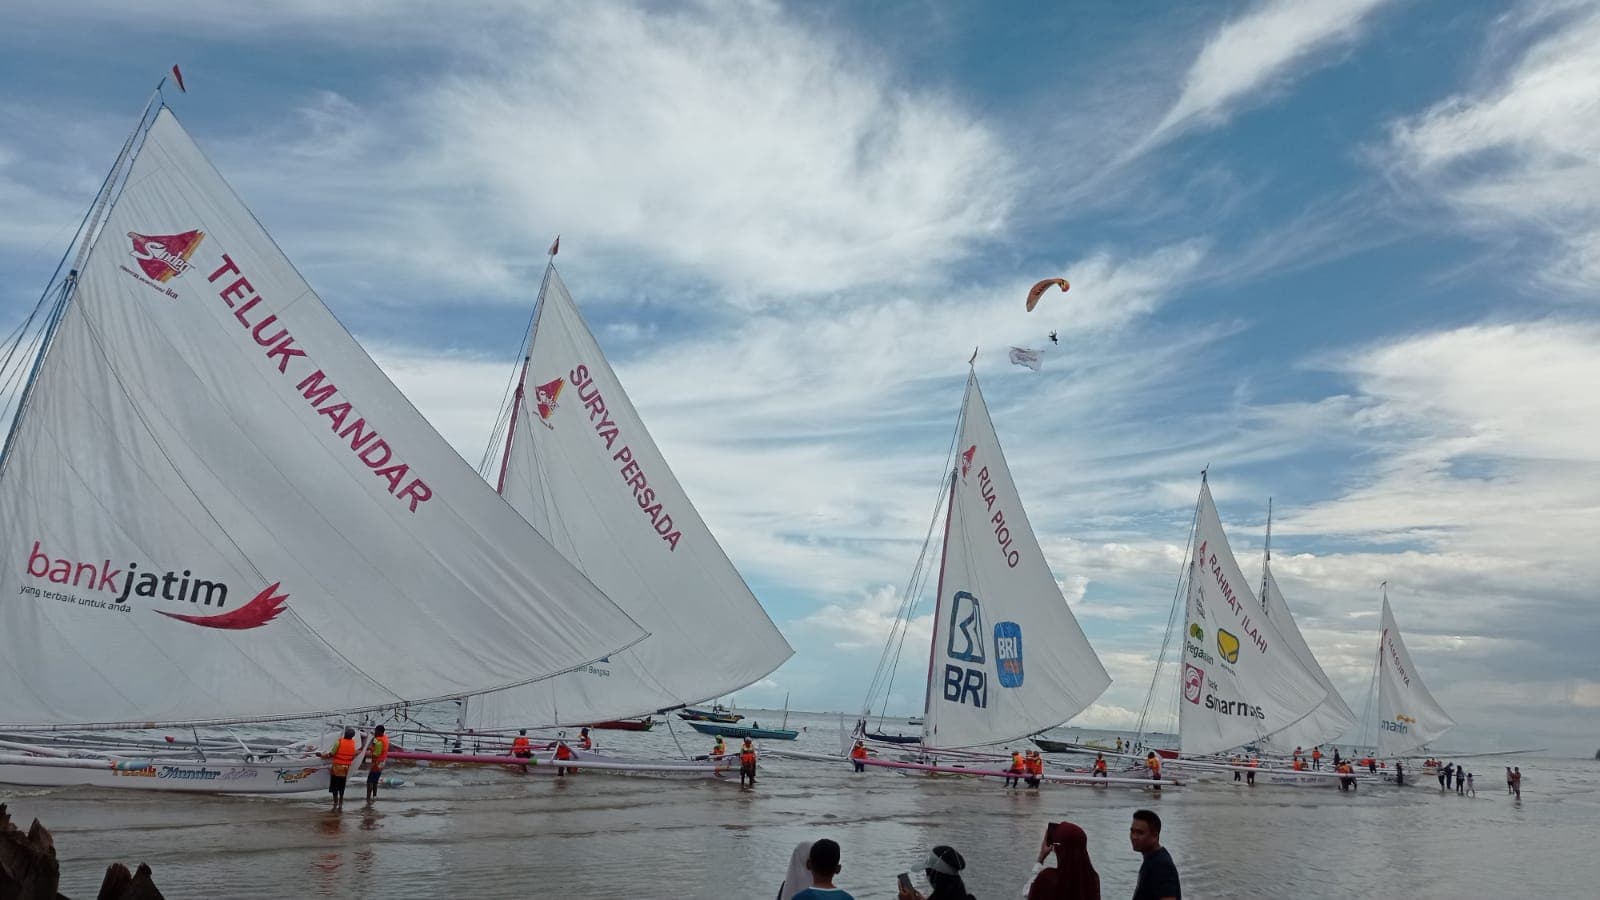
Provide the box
[959,445,976,479]
[128,230,205,282]
[994,621,1024,688]
[23,540,287,630]
[534,377,564,427]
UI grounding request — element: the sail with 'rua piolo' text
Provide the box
[0,108,646,730]
[1178,481,1326,757]
[467,267,792,728]
[1257,561,1358,751]
[920,373,1109,750]
[1376,595,1454,757]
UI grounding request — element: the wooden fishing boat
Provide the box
[588,717,656,731]
[685,721,798,741]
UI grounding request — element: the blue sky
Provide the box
[3,0,1598,754]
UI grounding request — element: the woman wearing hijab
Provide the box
[897,845,975,900]
[1028,822,1100,900]
[778,841,814,900]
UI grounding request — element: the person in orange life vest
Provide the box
[1004,750,1025,788]
[1025,750,1043,788]
[511,729,532,759]
[319,726,359,811]
[364,725,390,802]
[710,736,726,760]
[851,740,869,773]
[554,740,576,776]
[579,726,593,752]
[1093,753,1108,780]
[1311,746,1323,770]
[1293,756,1305,772]
[1247,755,1258,785]
[739,738,757,787]
[1293,746,1304,767]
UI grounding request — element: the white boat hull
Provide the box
[0,756,333,794]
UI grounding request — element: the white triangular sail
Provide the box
[1376,594,1454,757]
[468,268,793,727]
[1257,562,1358,750]
[0,108,646,729]
[1177,482,1326,756]
[921,373,1109,750]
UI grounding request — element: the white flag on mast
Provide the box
[1007,347,1042,371]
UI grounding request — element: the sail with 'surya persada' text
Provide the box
[0,106,646,732]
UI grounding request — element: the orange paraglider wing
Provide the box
[1025,277,1069,312]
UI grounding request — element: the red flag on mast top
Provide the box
[171,65,187,93]
[547,235,560,257]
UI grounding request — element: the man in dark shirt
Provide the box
[1129,809,1180,900]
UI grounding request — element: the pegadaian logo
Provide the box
[24,539,287,630]
[1189,622,1204,642]
[128,229,206,282]
[534,377,564,427]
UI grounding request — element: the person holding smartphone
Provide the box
[897,845,974,900]
[1027,821,1100,900]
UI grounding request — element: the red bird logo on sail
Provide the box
[959,445,976,479]
[127,229,206,282]
[534,377,564,423]
[154,582,288,630]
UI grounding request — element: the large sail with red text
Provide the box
[920,373,1109,750]
[0,109,645,729]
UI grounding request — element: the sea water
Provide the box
[4,711,1594,898]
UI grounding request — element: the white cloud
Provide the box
[1148,0,1397,146]
[1385,1,1600,292]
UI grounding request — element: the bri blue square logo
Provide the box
[994,621,1023,688]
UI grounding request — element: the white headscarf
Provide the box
[779,841,814,900]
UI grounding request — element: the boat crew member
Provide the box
[1293,746,1304,767]
[739,738,757,787]
[1332,747,1342,768]
[1311,747,1322,770]
[1145,752,1162,790]
[1116,736,1124,752]
[1368,757,1378,775]
[1025,750,1043,788]
[1292,756,1306,772]
[1093,753,1108,780]
[1006,750,1026,788]
[1395,760,1404,786]
[711,736,726,759]
[320,726,359,811]
[851,740,869,773]
[554,740,576,776]
[1337,760,1356,792]
[511,729,532,759]
[1247,755,1258,786]
[579,727,593,752]
[1230,754,1242,782]
[364,725,390,802]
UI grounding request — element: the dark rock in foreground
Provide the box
[0,803,163,900]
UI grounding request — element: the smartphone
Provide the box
[897,872,913,893]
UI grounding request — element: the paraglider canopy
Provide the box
[1026,277,1069,311]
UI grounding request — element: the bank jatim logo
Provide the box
[1183,663,1204,704]
[25,540,287,631]
[128,229,206,282]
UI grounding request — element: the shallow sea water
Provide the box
[4,713,1594,898]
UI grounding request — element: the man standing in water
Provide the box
[319,726,359,811]
[739,738,758,788]
[1511,767,1522,799]
[1130,809,1180,900]
[364,725,390,803]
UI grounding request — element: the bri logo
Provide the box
[128,229,206,282]
[24,539,287,630]
[993,621,1023,688]
[959,445,976,479]
[1183,663,1204,704]
[534,377,564,427]
[946,591,985,663]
